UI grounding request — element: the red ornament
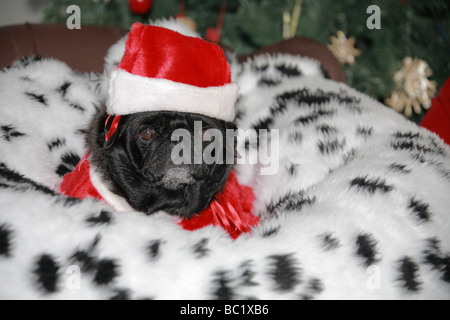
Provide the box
[128,0,153,15]
[205,27,221,43]
[205,3,227,43]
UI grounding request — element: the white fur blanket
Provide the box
[0,45,449,300]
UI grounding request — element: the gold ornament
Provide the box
[177,16,198,32]
[385,57,436,117]
[328,31,361,65]
[282,0,303,40]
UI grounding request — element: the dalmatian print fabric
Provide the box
[0,50,449,299]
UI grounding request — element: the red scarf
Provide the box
[178,169,259,239]
[59,154,103,201]
[60,155,259,239]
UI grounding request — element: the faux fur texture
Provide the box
[0,33,450,299]
[108,69,238,121]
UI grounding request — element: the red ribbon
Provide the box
[105,115,122,142]
[178,171,259,239]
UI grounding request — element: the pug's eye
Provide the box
[139,128,156,141]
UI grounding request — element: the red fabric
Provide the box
[59,154,104,201]
[105,115,121,141]
[60,155,259,239]
[118,23,231,88]
[421,77,450,145]
[179,171,259,239]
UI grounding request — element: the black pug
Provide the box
[86,107,236,219]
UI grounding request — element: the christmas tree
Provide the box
[43,0,449,123]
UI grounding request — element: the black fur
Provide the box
[87,108,236,219]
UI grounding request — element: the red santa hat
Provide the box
[106,23,238,122]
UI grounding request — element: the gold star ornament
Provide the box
[385,57,436,117]
[328,31,361,65]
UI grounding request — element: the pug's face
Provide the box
[87,108,236,219]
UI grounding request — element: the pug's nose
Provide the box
[161,167,194,190]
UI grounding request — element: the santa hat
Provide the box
[106,23,238,122]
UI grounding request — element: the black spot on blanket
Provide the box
[18,56,42,67]
[423,238,450,283]
[56,152,81,177]
[57,82,71,97]
[251,62,268,72]
[272,88,360,115]
[25,92,47,106]
[109,289,131,300]
[72,250,97,273]
[320,65,330,79]
[0,163,56,196]
[295,109,336,126]
[68,103,86,112]
[350,176,393,194]
[356,233,380,267]
[239,261,258,287]
[267,254,301,291]
[148,239,162,260]
[1,125,26,141]
[301,278,324,300]
[55,196,82,208]
[267,191,316,215]
[94,259,119,285]
[70,235,118,285]
[391,140,446,157]
[47,138,66,151]
[275,64,302,77]
[71,240,119,285]
[193,238,210,259]
[286,163,298,176]
[391,131,446,157]
[258,77,282,87]
[86,210,113,226]
[388,163,411,174]
[317,124,338,136]
[394,131,420,139]
[261,225,281,238]
[398,256,421,292]
[71,235,101,273]
[356,126,373,138]
[408,198,432,222]
[271,89,328,116]
[317,138,346,155]
[75,128,88,135]
[307,278,324,294]
[287,131,303,144]
[0,224,13,257]
[212,271,234,300]
[423,238,442,270]
[250,117,275,146]
[343,148,357,164]
[251,117,273,132]
[320,232,340,251]
[34,254,60,293]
